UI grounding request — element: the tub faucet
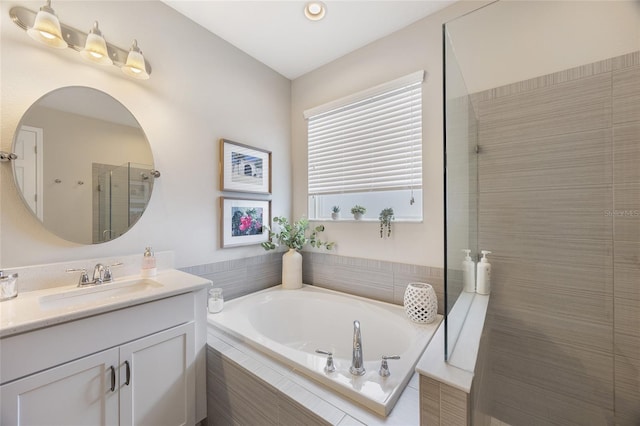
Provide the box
[349,320,366,376]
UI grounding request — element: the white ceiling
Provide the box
[162,1,456,80]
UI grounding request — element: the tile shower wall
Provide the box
[612,53,640,426]
[472,51,639,425]
[181,252,444,313]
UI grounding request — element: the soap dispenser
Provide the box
[476,250,492,295]
[141,246,157,278]
[462,249,476,292]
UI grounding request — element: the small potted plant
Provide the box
[379,207,394,238]
[331,206,340,220]
[350,205,366,220]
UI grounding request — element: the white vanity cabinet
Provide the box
[1,347,120,425]
[1,287,207,426]
[119,322,194,426]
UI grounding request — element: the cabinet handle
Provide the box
[125,360,131,386]
[110,366,116,392]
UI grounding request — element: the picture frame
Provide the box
[220,138,272,194]
[129,180,149,204]
[220,197,271,248]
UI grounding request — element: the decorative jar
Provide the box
[208,288,224,313]
[0,271,18,301]
[403,282,437,323]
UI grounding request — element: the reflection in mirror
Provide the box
[443,23,479,361]
[11,87,155,245]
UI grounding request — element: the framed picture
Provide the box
[129,181,149,204]
[220,139,271,194]
[220,197,271,248]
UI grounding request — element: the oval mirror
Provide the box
[11,86,156,245]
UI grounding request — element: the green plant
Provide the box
[350,205,366,215]
[261,216,335,251]
[379,207,394,238]
[331,206,341,213]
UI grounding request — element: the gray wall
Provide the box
[473,51,639,425]
[290,1,489,268]
[0,1,291,269]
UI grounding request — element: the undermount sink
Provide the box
[39,278,163,310]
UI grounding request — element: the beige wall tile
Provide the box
[489,329,613,408]
[613,183,640,243]
[478,129,612,192]
[473,52,639,426]
[478,74,612,144]
[207,349,279,425]
[489,373,615,426]
[478,233,613,269]
[277,396,331,426]
[440,384,469,425]
[420,375,441,425]
[613,66,640,124]
[614,354,640,425]
[614,124,640,185]
[480,186,613,241]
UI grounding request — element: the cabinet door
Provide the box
[119,322,195,426]
[0,347,119,426]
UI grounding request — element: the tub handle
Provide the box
[379,355,400,377]
[315,349,336,373]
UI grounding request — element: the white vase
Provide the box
[331,212,339,220]
[353,212,363,220]
[403,282,437,323]
[282,249,303,289]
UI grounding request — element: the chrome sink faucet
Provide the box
[350,320,366,376]
[92,263,120,284]
[92,263,106,284]
[66,262,122,287]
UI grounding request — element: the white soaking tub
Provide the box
[208,284,441,416]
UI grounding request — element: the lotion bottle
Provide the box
[462,249,476,292]
[141,246,157,278]
[476,250,492,295]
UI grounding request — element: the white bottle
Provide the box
[141,246,157,278]
[476,250,492,295]
[462,249,476,292]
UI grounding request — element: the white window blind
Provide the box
[306,72,423,198]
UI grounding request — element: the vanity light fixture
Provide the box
[10,2,152,80]
[122,40,150,80]
[26,0,66,49]
[79,21,112,65]
[304,1,326,21]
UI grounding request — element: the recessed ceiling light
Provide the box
[304,1,326,21]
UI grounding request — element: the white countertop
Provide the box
[0,269,211,338]
[415,293,489,393]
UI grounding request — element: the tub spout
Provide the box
[349,320,366,376]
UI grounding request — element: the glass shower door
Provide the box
[96,162,153,243]
[443,24,479,361]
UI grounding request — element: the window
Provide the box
[305,71,424,221]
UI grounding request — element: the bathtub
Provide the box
[207,284,441,416]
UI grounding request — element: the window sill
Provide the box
[309,218,423,224]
